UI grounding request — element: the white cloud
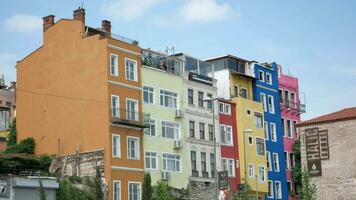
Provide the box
[0,53,18,84]
[100,0,161,22]
[179,0,236,23]
[2,14,42,33]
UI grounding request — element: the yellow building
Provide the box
[207,55,268,199]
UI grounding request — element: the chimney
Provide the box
[42,15,55,32]
[102,20,111,33]
[73,7,85,24]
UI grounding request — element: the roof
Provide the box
[205,54,250,63]
[298,107,356,127]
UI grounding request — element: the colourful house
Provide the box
[278,65,305,199]
[253,62,288,200]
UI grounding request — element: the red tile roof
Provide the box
[298,107,356,127]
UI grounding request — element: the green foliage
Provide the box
[94,168,104,200]
[153,181,173,200]
[7,118,16,146]
[300,169,317,200]
[5,137,35,154]
[142,173,152,200]
[39,180,47,200]
[232,182,251,200]
[56,178,96,200]
[292,140,302,186]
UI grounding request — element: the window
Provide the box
[279,89,283,102]
[220,125,233,146]
[273,153,280,172]
[258,70,265,82]
[259,166,266,182]
[111,95,120,117]
[126,99,138,121]
[207,93,213,109]
[266,73,272,85]
[254,112,263,128]
[191,151,197,173]
[128,182,141,200]
[110,54,118,76]
[275,181,282,199]
[208,124,214,142]
[160,90,178,108]
[268,95,275,114]
[210,153,215,178]
[162,121,179,139]
[287,181,292,193]
[143,86,154,104]
[234,85,239,97]
[113,181,121,200]
[201,152,207,173]
[198,91,204,107]
[287,120,292,138]
[293,121,297,137]
[146,119,156,136]
[266,151,272,171]
[219,102,224,113]
[256,138,265,155]
[281,118,285,137]
[145,152,157,170]
[112,134,121,158]
[261,93,267,112]
[127,137,139,160]
[285,152,290,170]
[248,136,253,145]
[199,123,205,140]
[163,154,181,172]
[270,123,277,142]
[225,104,231,115]
[248,164,254,178]
[219,102,231,115]
[222,158,235,177]
[189,121,195,138]
[290,153,295,168]
[188,89,194,105]
[246,109,251,116]
[264,121,269,140]
[240,88,248,98]
[267,181,274,198]
[125,58,137,81]
[291,92,296,108]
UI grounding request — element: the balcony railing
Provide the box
[111,108,150,129]
[141,49,183,75]
[202,171,209,178]
[280,99,306,113]
[192,170,199,177]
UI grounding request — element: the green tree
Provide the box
[232,181,251,200]
[38,180,47,200]
[142,173,153,200]
[300,169,317,200]
[7,118,16,146]
[153,181,173,200]
[292,140,302,190]
[94,168,104,200]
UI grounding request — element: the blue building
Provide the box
[252,62,288,200]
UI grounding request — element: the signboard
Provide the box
[305,128,330,177]
[218,171,228,190]
[188,72,213,86]
[307,160,322,177]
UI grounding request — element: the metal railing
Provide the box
[141,49,183,75]
[110,108,150,128]
[0,166,46,176]
[100,32,138,45]
[280,99,306,113]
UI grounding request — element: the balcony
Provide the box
[202,171,209,178]
[142,49,183,75]
[280,99,306,113]
[192,170,199,177]
[110,108,150,129]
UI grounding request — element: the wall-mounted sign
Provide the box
[307,160,322,177]
[218,171,228,190]
[304,128,330,177]
[188,72,213,86]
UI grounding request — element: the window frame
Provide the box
[112,134,121,158]
[275,181,282,199]
[188,89,194,105]
[127,136,140,160]
[143,86,154,104]
[258,165,266,182]
[145,151,158,170]
[198,91,204,108]
[264,121,269,140]
[273,153,280,172]
[270,123,277,142]
[110,53,119,76]
[220,124,233,146]
[266,72,272,85]
[266,151,272,171]
[128,181,141,200]
[125,58,138,81]
[258,70,265,82]
[160,89,178,109]
[113,180,121,200]
[126,98,139,121]
[260,93,267,112]
[161,121,180,140]
[162,153,181,172]
[254,112,263,128]
[256,137,266,156]
[145,119,156,137]
[267,180,274,198]
[199,122,205,140]
[268,95,275,114]
[189,120,195,138]
[222,158,235,177]
[248,163,255,178]
[111,95,120,117]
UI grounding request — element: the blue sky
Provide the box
[0,0,355,120]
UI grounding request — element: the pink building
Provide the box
[278,66,305,200]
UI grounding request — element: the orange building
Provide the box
[16,8,146,200]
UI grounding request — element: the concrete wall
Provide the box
[299,119,356,200]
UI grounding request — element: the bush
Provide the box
[5,137,35,154]
[7,118,16,146]
[153,181,173,200]
[142,173,152,200]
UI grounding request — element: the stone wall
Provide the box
[299,119,356,200]
[185,181,216,200]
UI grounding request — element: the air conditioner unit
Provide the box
[161,171,170,180]
[173,139,182,149]
[175,109,184,118]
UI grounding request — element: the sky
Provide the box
[0,0,355,120]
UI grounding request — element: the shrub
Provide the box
[142,173,152,200]
[153,181,173,200]
[5,137,35,154]
[7,118,16,146]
